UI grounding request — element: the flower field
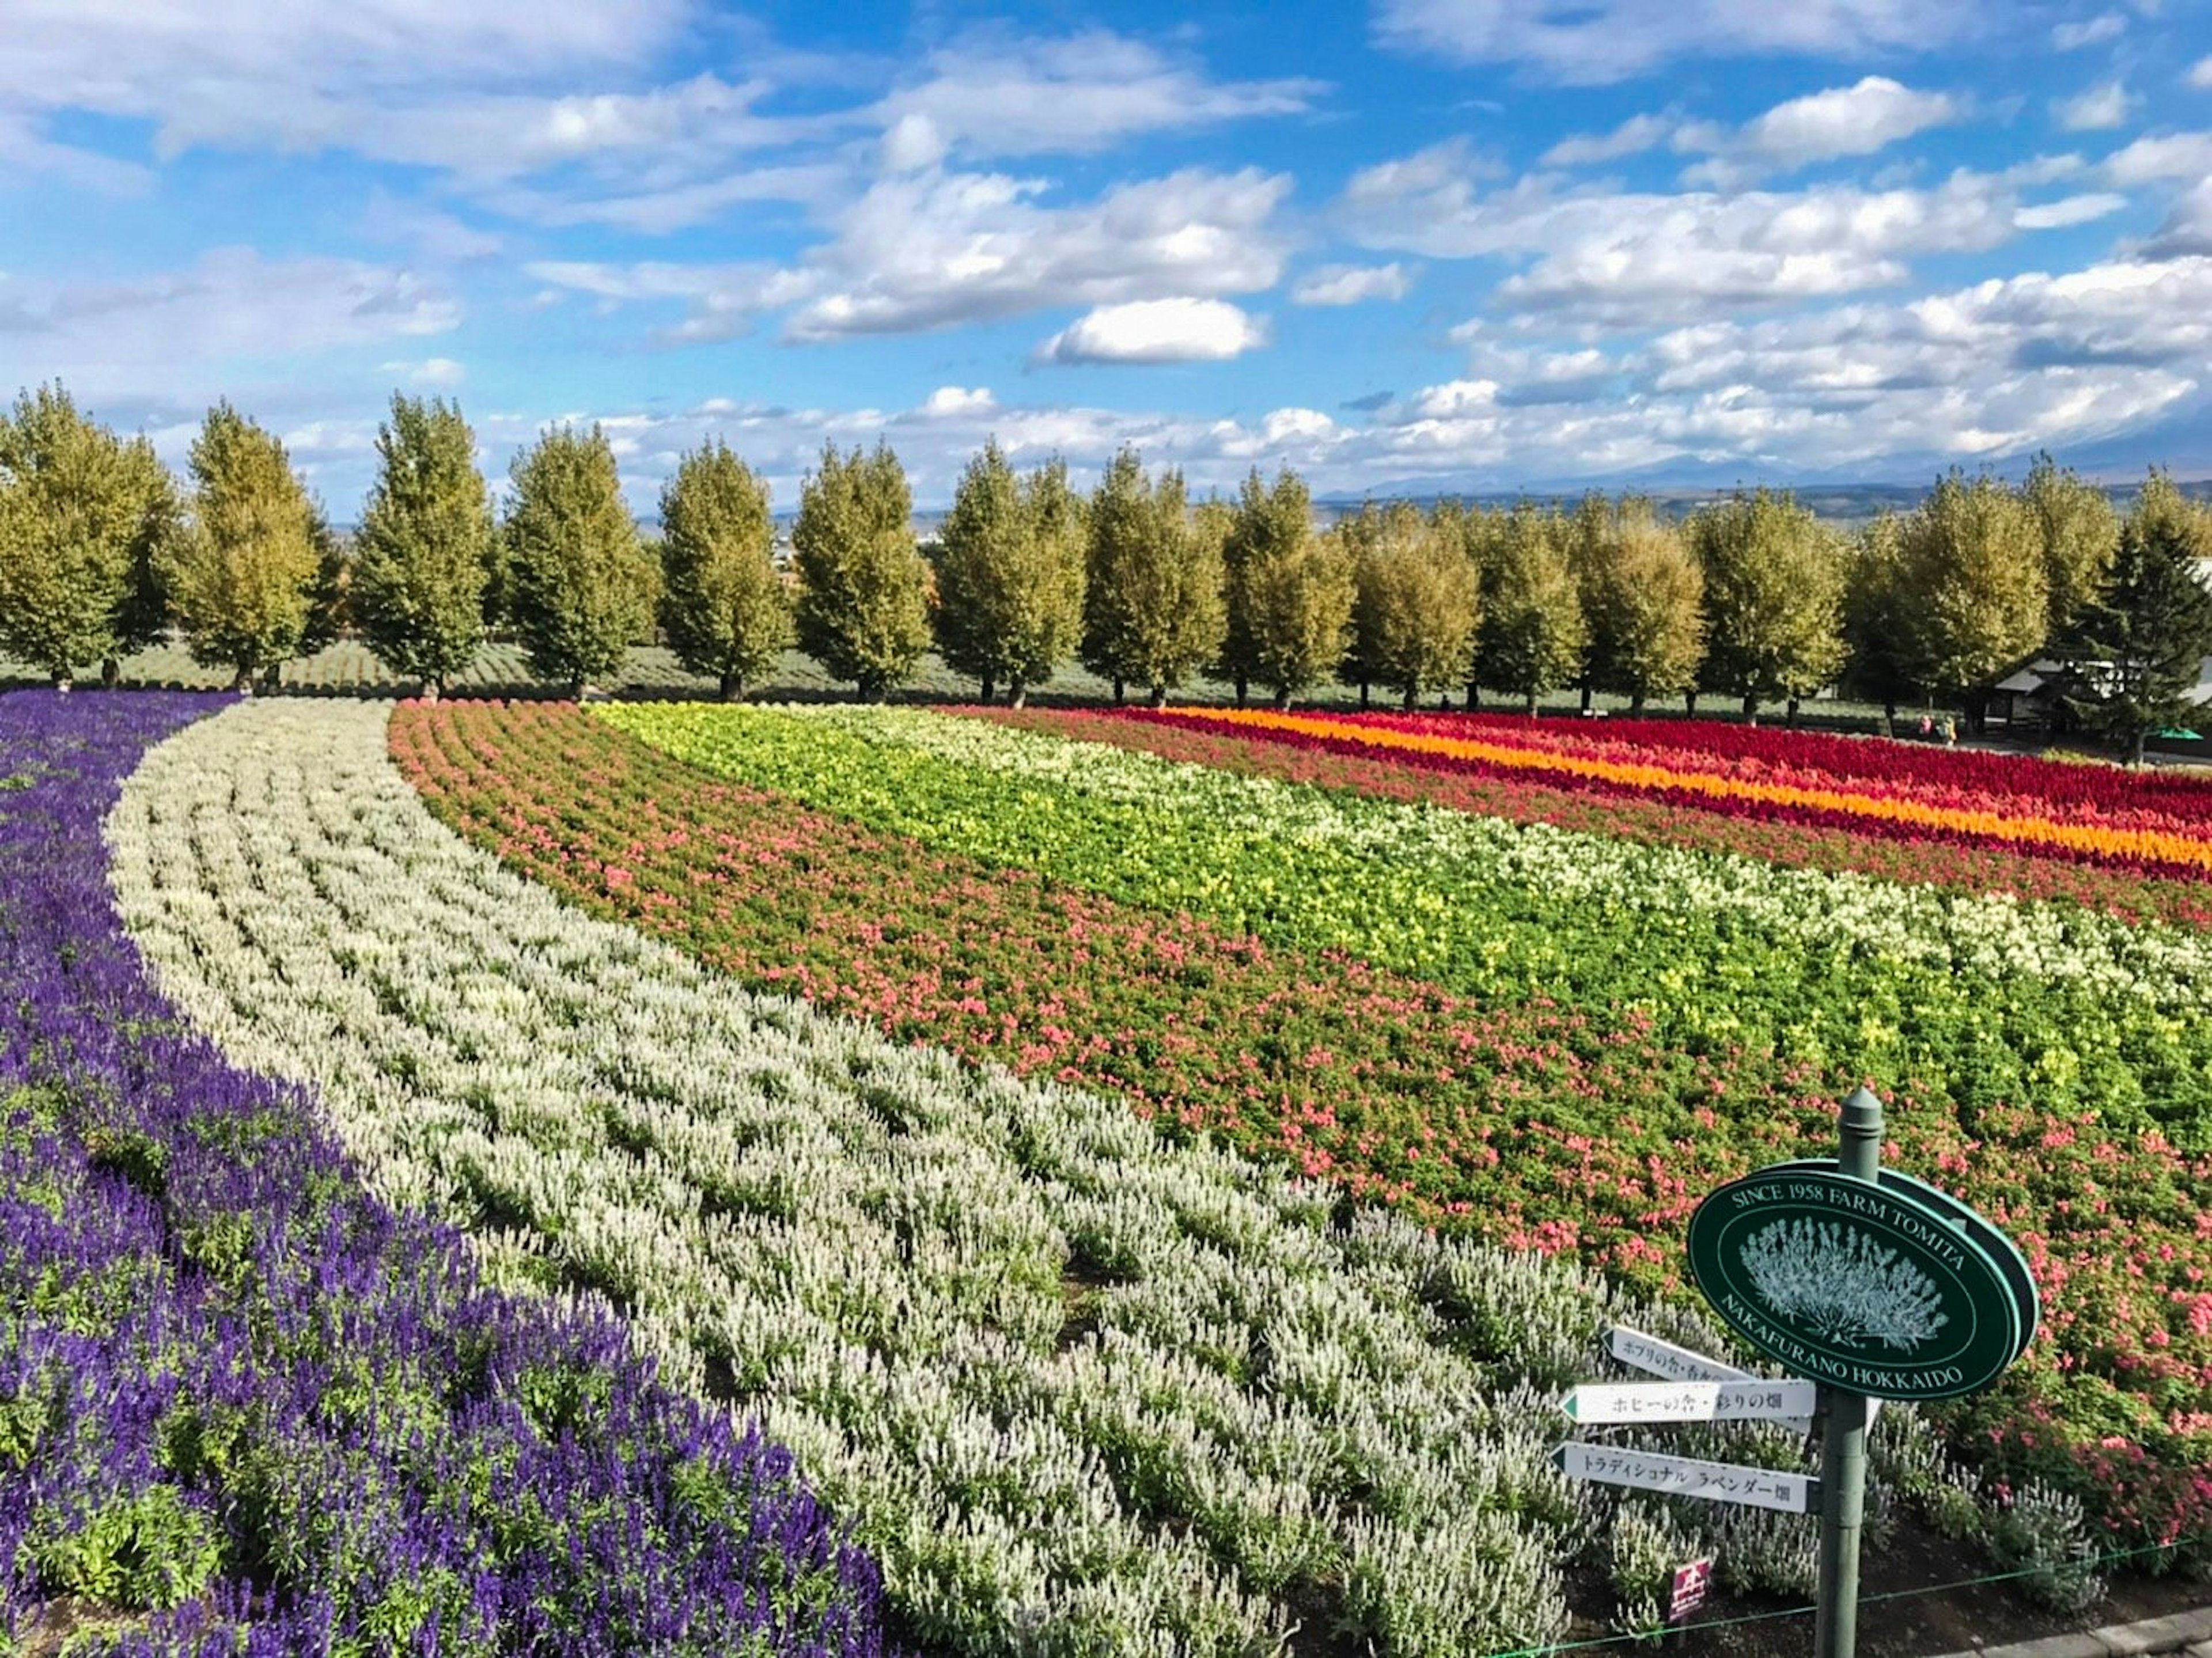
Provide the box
[0,691,888,1656]
[99,697,1919,1656]
[542,701,2210,1555]
[1119,708,2212,879]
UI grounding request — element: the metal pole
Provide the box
[1815,1086,1883,1658]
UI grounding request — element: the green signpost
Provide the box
[1681,1088,2040,1658]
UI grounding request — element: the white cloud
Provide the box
[1342,145,2076,326]
[1290,264,1412,306]
[920,386,997,417]
[0,249,458,407]
[1036,298,1267,365]
[2054,81,2136,131]
[1541,113,1673,168]
[787,166,1292,340]
[2192,56,2212,89]
[522,260,817,343]
[2014,192,2128,229]
[1371,0,1971,84]
[2105,130,2212,183]
[2052,12,2127,48]
[874,33,1321,162]
[382,356,466,388]
[2141,178,2212,257]
[1682,77,1958,182]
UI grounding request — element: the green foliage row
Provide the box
[6,378,2208,756]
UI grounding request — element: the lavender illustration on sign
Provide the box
[1738,1217,1950,1353]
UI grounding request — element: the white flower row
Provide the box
[633,704,2212,1026]
[104,700,1920,1657]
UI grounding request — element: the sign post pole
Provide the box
[1815,1086,1884,1658]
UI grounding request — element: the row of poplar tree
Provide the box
[3,382,2209,754]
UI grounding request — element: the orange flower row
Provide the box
[1162,708,2212,875]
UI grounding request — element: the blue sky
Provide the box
[4,0,2212,510]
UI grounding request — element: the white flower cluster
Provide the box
[734,705,2212,1015]
[105,701,1889,1656]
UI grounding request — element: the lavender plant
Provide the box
[0,689,888,1656]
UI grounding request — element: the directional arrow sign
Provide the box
[1562,1379,1819,1425]
[1552,1442,1820,1514]
[1606,1326,1752,1384]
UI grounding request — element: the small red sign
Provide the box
[1669,1558,1714,1622]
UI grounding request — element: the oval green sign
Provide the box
[1761,1160,2040,1364]
[1687,1166,2031,1401]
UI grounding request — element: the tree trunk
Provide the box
[1526,689,1540,716]
[420,680,441,705]
[232,665,255,695]
[1883,699,1897,738]
[1630,690,1647,715]
[1684,689,1698,718]
[1358,680,1370,710]
[1402,684,1417,711]
[1234,673,1248,707]
[101,656,120,688]
[1112,676,1124,706]
[1465,681,1480,710]
[1272,685,1291,710]
[2131,727,2147,767]
[52,670,71,695]
[719,670,738,701]
[569,680,586,701]
[1580,681,1593,714]
[1786,696,1801,730]
[1742,693,1758,727]
[981,674,995,704]
[260,662,282,693]
[1009,679,1028,710]
[1149,684,1169,709]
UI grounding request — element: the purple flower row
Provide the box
[0,690,892,1657]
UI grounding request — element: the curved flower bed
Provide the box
[584,700,2212,1558]
[1122,709,2212,879]
[967,708,2212,928]
[1323,710,2212,814]
[102,696,1875,1657]
[0,690,887,1657]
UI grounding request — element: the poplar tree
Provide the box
[1080,447,1226,706]
[0,383,176,689]
[1577,499,1703,713]
[1840,513,1917,730]
[162,402,322,691]
[503,424,654,697]
[792,441,930,701]
[2024,453,2120,642]
[1350,503,1480,710]
[1689,489,1847,725]
[933,441,1086,707]
[1244,532,1354,707]
[658,439,790,700]
[1217,467,1315,705]
[1893,471,2048,724]
[1478,503,1588,714]
[353,394,493,699]
[2059,471,2212,765]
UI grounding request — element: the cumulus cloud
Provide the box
[874,33,1321,162]
[2104,130,2212,184]
[2054,81,2136,131]
[1371,0,1971,84]
[1342,143,2086,326]
[522,260,817,343]
[786,166,1291,340]
[1678,78,1959,184]
[1036,298,1267,365]
[382,356,466,388]
[1290,264,1412,305]
[919,386,997,417]
[2014,192,2128,229]
[2192,56,2212,89]
[2053,12,2126,48]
